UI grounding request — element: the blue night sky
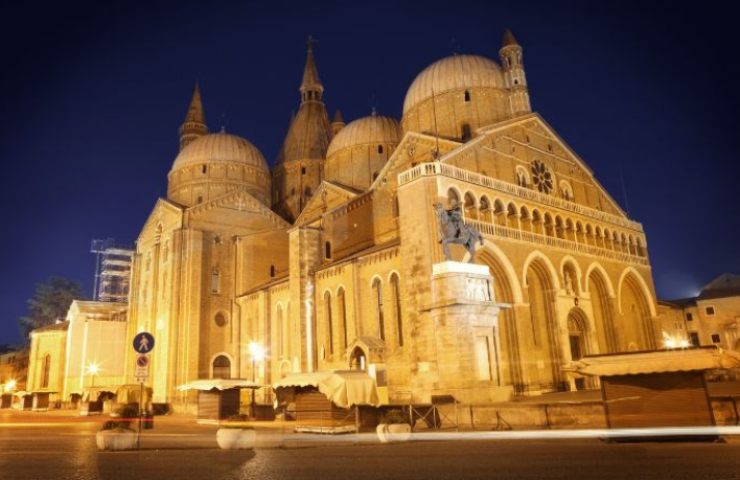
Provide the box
[1,1,738,344]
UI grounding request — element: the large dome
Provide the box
[167,132,271,206]
[401,55,510,140]
[171,132,269,172]
[403,55,505,113]
[325,115,402,191]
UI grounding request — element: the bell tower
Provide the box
[499,29,531,116]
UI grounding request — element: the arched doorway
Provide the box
[349,346,367,371]
[212,355,231,379]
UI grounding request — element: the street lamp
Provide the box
[3,379,16,393]
[248,342,265,418]
[86,363,100,388]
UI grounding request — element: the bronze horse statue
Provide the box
[434,203,484,263]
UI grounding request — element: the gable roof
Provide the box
[293,180,361,225]
[184,188,290,230]
[477,113,627,218]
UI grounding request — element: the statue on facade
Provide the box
[434,203,484,263]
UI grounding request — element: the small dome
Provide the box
[402,55,504,114]
[171,132,269,172]
[325,115,402,191]
[326,115,401,158]
[167,132,271,207]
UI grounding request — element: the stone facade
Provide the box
[26,301,128,404]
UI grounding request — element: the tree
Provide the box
[18,276,85,341]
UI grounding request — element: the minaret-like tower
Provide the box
[499,29,531,116]
[272,38,332,222]
[178,82,208,151]
[331,109,345,137]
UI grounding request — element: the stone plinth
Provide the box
[421,261,512,404]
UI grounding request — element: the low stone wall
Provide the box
[436,402,606,430]
[436,397,740,430]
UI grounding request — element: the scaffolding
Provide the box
[91,238,134,303]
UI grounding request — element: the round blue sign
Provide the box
[133,332,155,354]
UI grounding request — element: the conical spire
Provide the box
[179,82,208,151]
[332,109,344,124]
[300,36,324,103]
[502,28,519,47]
[331,108,345,137]
[184,82,206,123]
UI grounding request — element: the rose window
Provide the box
[531,160,553,194]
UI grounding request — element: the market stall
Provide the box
[272,370,380,433]
[80,387,116,415]
[177,379,260,423]
[565,346,740,429]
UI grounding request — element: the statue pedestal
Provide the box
[419,261,512,404]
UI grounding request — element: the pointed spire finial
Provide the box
[502,28,519,47]
[179,81,208,151]
[332,109,344,124]
[300,36,324,103]
[371,106,377,117]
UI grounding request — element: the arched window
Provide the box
[211,268,220,294]
[390,273,403,346]
[338,288,348,349]
[41,354,51,388]
[270,264,276,278]
[464,90,471,102]
[325,241,332,260]
[464,192,477,220]
[516,166,530,188]
[324,292,333,354]
[202,165,207,174]
[304,186,312,197]
[276,305,284,356]
[378,145,384,154]
[372,278,385,340]
[560,181,574,201]
[197,196,203,204]
[461,123,472,141]
[212,355,231,379]
[447,188,460,208]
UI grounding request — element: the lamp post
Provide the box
[248,342,265,419]
[87,363,99,389]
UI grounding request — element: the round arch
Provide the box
[522,251,561,290]
[584,262,616,298]
[476,245,523,303]
[559,255,583,294]
[209,352,234,379]
[616,268,657,317]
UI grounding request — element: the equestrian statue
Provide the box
[434,203,484,263]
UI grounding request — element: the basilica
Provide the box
[25,30,678,410]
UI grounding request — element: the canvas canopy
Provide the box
[176,379,261,391]
[13,391,30,397]
[564,346,740,377]
[115,384,153,404]
[82,387,116,402]
[272,370,380,408]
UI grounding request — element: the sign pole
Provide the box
[131,332,155,451]
[137,381,143,449]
